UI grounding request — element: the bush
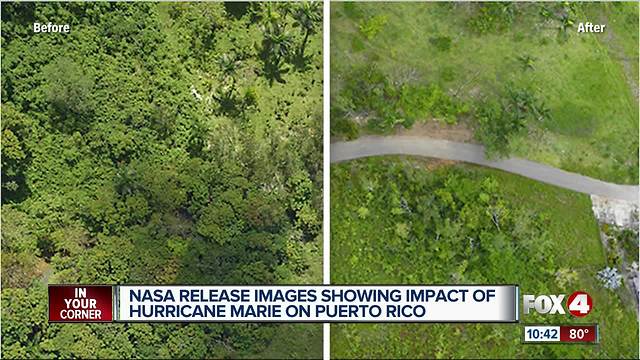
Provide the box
[429,35,452,52]
[351,35,365,52]
[359,15,388,40]
[468,3,516,34]
[474,86,548,158]
[331,111,360,140]
[343,2,363,20]
[334,65,467,135]
[42,58,94,130]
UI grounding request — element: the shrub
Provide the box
[336,65,467,134]
[468,3,516,34]
[42,58,94,131]
[351,35,365,52]
[474,86,548,158]
[359,15,388,40]
[331,112,360,140]
[429,35,452,52]
[343,2,363,20]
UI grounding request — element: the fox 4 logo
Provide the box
[523,291,593,317]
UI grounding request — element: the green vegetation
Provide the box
[602,223,639,271]
[332,64,468,138]
[1,2,322,358]
[476,85,551,157]
[331,2,639,184]
[358,14,388,40]
[331,157,638,358]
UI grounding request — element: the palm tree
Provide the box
[558,14,574,34]
[256,3,300,83]
[291,2,321,59]
[216,53,240,94]
[260,2,284,30]
[217,53,239,80]
[498,3,515,24]
[531,100,551,122]
[261,23,292,84]
[265,26,292,60]
[212,53,243,114]
[539,5,553,23]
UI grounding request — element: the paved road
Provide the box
[331,136,639,203]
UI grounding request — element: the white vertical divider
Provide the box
[322,0,331,359]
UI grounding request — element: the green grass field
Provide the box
[331,157,638,358]
[331,2,639,184]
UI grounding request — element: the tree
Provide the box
[1,285,49,358]
[42,58,94,131]
[557,13,575,42]
[474,86,549,158]
[474,101,519,157]
[291,2,321,60]
[196,202,243,245]
[257,3,295,84]
[287,170,320,241]
[261,24,292,84]
[1,104,34,202]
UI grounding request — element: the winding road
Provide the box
[331,136,639,203]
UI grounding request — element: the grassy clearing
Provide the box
[331,157,638,358]
[331,2,639,184]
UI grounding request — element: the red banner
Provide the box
[559,325,597,343]
[48,285,113,322]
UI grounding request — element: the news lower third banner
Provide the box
[49,285,519,323]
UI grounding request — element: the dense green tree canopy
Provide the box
[1,2,322,358]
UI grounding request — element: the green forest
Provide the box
[331,157,638,358]
[1,2,322,358]
[331,2,639,184]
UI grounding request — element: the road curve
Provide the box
[331,136,639,203]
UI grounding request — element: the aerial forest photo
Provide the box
[1,2,322,358]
